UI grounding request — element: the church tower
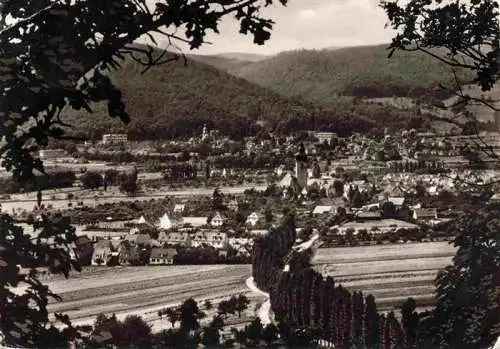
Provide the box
[201,124,208,141]
[295,143,309,189]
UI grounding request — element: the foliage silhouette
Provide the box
[0,0,288,347]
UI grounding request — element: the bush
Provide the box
[104,169,120,185]
[80,171,103,190]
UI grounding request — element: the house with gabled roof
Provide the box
[73,235,93,266]
[246,212,260,226]
[160,231,191,247]
[173,204,185,214]
[191,231,228,249]
[210,212,226,227]
[118,242,140,265]
[149,248,177,265]
[158,212,181,230]
[135,215,148,225]
[124,233,151,246]
[91,240,113,266]
[489,193,500,204]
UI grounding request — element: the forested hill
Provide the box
[222,44,470,108]
[62,48,320,141]
[62,45,469,141]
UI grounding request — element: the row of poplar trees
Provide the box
[252,214,417,349]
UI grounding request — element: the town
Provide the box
[2,126,498,270]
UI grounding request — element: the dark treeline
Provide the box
[345,83,454,102]
[212,154,292,170]
[174,246,250,264]
[81,151,195,164]
[0,170,76,194]
[163,163,197,180]
[72,116,261,142]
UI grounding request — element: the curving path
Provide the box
[245,277,271,325]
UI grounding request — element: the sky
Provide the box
[148,0,397,56]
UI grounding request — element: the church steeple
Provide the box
[295,143,308,189]
[295,142,308,162]
[201,124,208,141]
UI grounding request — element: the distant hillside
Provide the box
[226,45,472,108]
[214,52,268,62]
[188,53,253,72]
[62,49,320,140]
[188,52,268,72]
[61,45,469,140]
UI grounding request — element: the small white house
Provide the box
[388,197,405,208]
[413,208,438,222]
[91,240,113,266]
[173,204,185,214]
[489,193,500,204]
[312,205,333,215]
[246,212,260,226]
[210,212,225,227]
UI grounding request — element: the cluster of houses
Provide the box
[84,225,254,266]
[309,192,445,235]
[156,210,262,229]
[77,212,256,266]
[272,144,460,239]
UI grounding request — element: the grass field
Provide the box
[39,241,456,331]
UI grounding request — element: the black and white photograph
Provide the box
[0,0,499,348]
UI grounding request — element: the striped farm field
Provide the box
[36,241,457,330]
[44,264,253,328]
[312,241,457,310]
